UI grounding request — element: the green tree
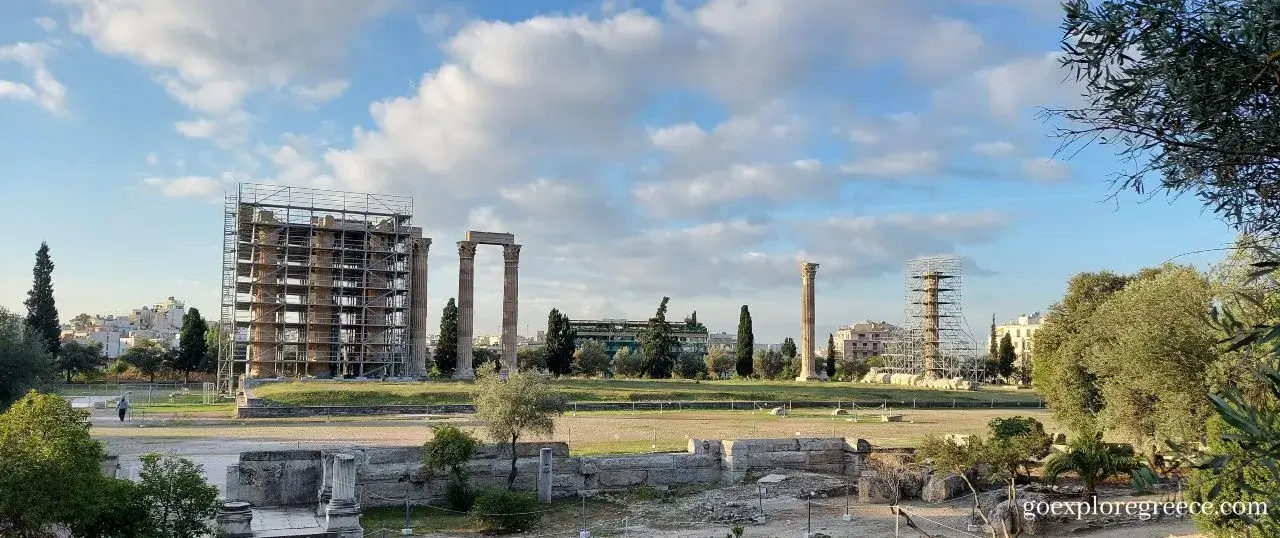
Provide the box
[136,453,220,538]
[610,347,644,378]
[996,332,1016,379]
[780,337,797,359]
[753,349,783,380]
[637,297,677,378]
[69,313,93,333]
[571,340,609,377]
[434,298,459,378]
[71,478,153,538]
[200,323,228,373]
[704,347,734,379]
[0,309,54,407]
[0,391,106,536]
[544,308,576,376]
[23,242,60,358]
[58,340,106,383]
[1032,271,1131,433]
[472,347,500,371]
[175,308,208,383]
[121,339,166,382]
[516,345,547,372]
[735,305,754,377]
[472,364,566,489]
[673,352,708,379]
[1042,431,1143,499]
[1050,0,1280,237]
[825,333,836,378]
[423,424,481,511]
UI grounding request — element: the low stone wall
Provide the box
[225,437,874,508]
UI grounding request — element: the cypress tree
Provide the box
[434,298,458,377]
[997,332,1017,379]
[780,337,797,359]
[176,308,209,383]
[735,305,754,377]
[825,333,836,378]
[24,242,60,357]
[637,297,676,378]
[544,308,576,376]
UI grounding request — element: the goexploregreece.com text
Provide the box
[1021,498,1268,521]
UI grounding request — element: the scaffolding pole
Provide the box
[881,256,985,381]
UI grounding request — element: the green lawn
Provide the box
[253,378,1041,407]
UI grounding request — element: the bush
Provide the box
[673,352,708,379]
[137,453,221,538]
[471,488,542,533]
[444,477,477,512]
[71,478,153,538]
[424,424,480,475]
[611,348,645,378]
[571,341,610,377]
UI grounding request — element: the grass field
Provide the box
[93,407,1061,454]
[252,378,1041,407]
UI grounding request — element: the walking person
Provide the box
[117,395,129,422]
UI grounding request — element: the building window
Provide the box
[872,333,878,338]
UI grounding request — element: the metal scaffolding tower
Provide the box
[880,256,985,381]
[216,183,417,395]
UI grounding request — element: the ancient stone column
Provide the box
[501,244,521,373]
[317,453,334,516]
[408,236,431,378]
[797,262,822,382]
[538,447,553,503]
[325,453,363,537]
[455,241,477,379]
[215,502,253,538]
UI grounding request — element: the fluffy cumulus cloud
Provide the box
[73,0,1089,337]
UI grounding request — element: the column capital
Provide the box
[801,262,820,278]
[457,240,477,259]
[503,243,522,265]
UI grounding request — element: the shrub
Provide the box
[70,478,153,538]
[673,352,708,379]
[424,424,480,476]
[611,348,645,378]
[471,488,542,532]
[444,478,477,512]
[136,453,221,538]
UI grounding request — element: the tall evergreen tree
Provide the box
[637,297,677,378]
[544,308,576,376]
[989,314,998,359]
[780,337,797,359]
[825,333,837,378]
[735,305,754,377]
[24,242,60,357]
[434,298,459,377]
[998,332,1017,379]
[175,308,209,383]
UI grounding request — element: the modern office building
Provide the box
[567,318,709,357]
[217,183,432,393]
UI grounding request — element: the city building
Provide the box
[990,312,1043,372]
[88,331,126,358]
[834,321,900,360]
[217,183,431,393]
[707,332,735,350]
[567,318,708,357]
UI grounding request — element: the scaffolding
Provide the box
[880,256,985,381]
[216,183,418,394]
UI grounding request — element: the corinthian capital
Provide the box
[457,241,477,259]
[801,262,820,279]
[503,243,522,265]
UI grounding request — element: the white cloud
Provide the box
[648,123,706,151]
[0,42,66,114]
[937,51,1082,120]
[971,140,1016,157]
[173,112,253,147]
[840,151,940,177]
[847,128,880,145]
[35,17,58,32]
[145,152,158,166]
[142,176,221,197]
[1023,157,1071,182]
[288,79,350,108]
[56,0,394,113]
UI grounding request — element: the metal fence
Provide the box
[53,382,220,407]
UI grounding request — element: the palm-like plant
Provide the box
[1042,431,1142,498]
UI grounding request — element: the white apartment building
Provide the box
[707,332,736,350]
[87,331,126,358]
[990,312,1043,372]
[834,321,899,360]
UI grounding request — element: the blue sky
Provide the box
[0,0,1235,344]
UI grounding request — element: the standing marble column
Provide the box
[455,241,477,379]
[325,453,363,538]
[501,244,521,372]
[408,236,431,378]
[797,262,822,381]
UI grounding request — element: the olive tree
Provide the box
[472,364,566,489]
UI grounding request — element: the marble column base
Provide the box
[216,502,253,538]
[326,498,364,538]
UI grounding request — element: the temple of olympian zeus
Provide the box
[797,261,827,381]
[453,231,521,379]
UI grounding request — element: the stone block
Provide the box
[597,470,648,487]
[920,474,968,503]
[580,461,599,475]
[688,439,722,455]
[798,438,844,452]
[674,455,717,469]
[742,438,800,453]
[361,447,421,465]
[721,440,749,456]
[552,473,585,490]
[844,439,872,452]
[764,451,808,465]
[806,451,846,466]
[769,406,788,416]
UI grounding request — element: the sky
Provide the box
[0,0,1238,345]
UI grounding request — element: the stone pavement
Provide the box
[251,507,331,537]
